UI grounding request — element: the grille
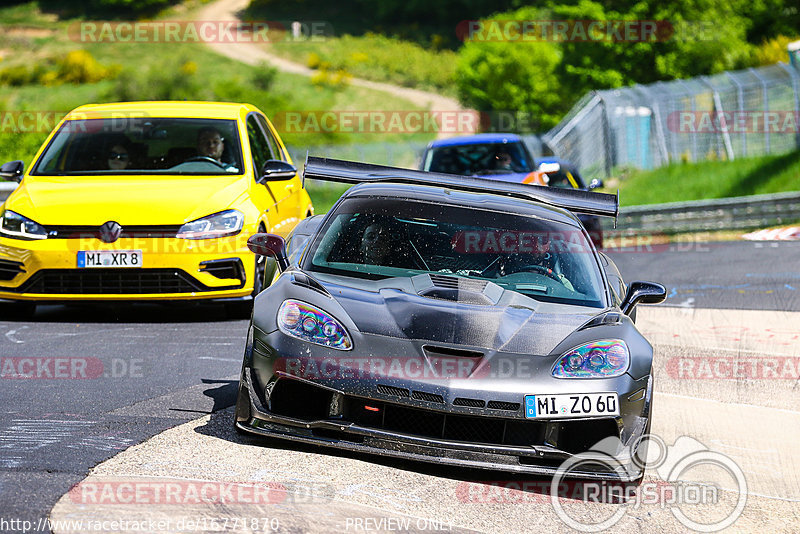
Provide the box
[377,384,410,398]
[13,269,240,294]
[0,259,25,281]
[268,379,619,452]
[488,400,521,411]
[45,225,182,239]
[453,398,485,408]
[411,390,445,404]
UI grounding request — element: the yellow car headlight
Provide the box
[176,210,243,240]
[0,210,48,240]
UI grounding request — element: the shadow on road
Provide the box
[193,406,637,505]
[0,301,246,323]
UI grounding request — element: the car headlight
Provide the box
[176,210,243,240]
[0,210,48,240]
[552,339,629,378]
[277,300,352,351]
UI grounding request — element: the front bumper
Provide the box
[236,365,652,481]
[0,234,254,301]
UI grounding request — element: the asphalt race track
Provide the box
[1,240,800,533]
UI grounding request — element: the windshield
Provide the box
[423,141,533,176]
[305,197,606,308]
[32,118,244,175]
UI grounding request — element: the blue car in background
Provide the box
[420,134,605,248]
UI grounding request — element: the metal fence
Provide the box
[543,62,800,178]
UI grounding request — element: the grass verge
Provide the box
[613,150,800,206]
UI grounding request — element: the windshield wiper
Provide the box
[408,240,430,271]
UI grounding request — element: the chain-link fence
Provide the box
[543,62,800,178]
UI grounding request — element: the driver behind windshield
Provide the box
[196,127,238,172]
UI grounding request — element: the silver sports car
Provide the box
[235,157,666,481]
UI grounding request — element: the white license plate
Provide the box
[524,393,619,419]
[77,250,143,268]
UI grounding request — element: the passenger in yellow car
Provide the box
[107,144,131,171]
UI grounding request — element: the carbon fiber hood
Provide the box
[322,278,594,355]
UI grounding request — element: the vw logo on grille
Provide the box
[99,221,123,243]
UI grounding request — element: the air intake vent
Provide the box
[377,384,410,398]
[0,259,25,281]
[487,401,521,411]
[423,345,484,359]
[454,398,485,408]
[429,274,488,292]
[291,272,330,296]
[412,391,445,404]
[414,273,503,305]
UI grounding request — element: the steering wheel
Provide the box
[512,263,562,283]
[183,156,226,169]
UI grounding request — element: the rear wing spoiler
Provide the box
[303,156,618,222]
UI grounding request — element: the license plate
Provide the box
[524,393,619,419]
[77,250,142,268]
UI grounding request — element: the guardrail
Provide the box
[0,181,17,202]
[2,179,798,235]
[607,191,800,234]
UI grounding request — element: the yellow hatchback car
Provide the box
[0,101,313,316]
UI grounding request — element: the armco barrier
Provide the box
[2,180,798,235]
[0,182,17,202]
[609,191,800,234]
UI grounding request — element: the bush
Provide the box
[0,49,117,86]
[251,64,277,91]
[310,68,350,90]
[106,58,209,101]
[754,35,800,66]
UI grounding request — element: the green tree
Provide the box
[456,38,565,130]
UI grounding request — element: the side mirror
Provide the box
[247,233,289,271]
[259,160,296,182]
[537,162,560,174]
[0,161,24,182]
[620,281,667,315]
[588,178,604,190]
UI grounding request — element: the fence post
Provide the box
[701,76,734,161]
[726,71,747,158]
[778,62,800,151]
[751,68,771,154]
[598,94,613,177]
[643,86,671,167]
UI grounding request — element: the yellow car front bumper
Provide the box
[0,233,256,301]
